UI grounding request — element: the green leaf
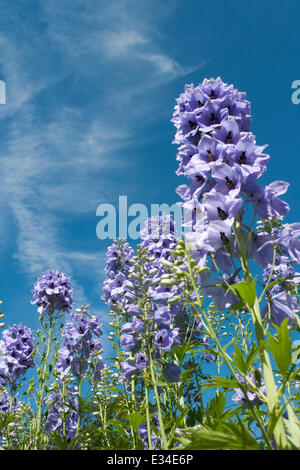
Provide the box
[202,376,239,391]
[232,340,247,373]
[267,318,292,375]
[285,404,300,449]
[177,420,261,450]
[126,411,146,431]
[233,279,257,308]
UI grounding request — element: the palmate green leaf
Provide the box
[126,411,147,431]
[177,420,262,450]
[233,279,257,308]
[203,391,227,424]
[267,318,292,375]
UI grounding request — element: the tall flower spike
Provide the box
[32,270,73,316]
[0,323,34,386]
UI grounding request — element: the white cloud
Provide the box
[0,0,201,309]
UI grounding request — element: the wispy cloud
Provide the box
[0,0,201,311]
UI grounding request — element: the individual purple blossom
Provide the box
[162,363,181,383]
[154,328,180,350]
[120,333,138,351]
[244,180,289,220]
[262,291,298,327]
[136,353,148,370]
[32,270,73,316]
[211,162,243,197]
[232,372,266,406]
[203,191,242,224]
[279,223,300,263]
[0,323,34,386]
[204,276,239,312]
[249,231,277,268]
[121,361,138,380]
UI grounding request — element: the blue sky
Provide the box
[0,0,299,355]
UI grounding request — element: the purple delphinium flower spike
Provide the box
[32,270,73,316]
[0,323,34,386]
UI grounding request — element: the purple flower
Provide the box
[121,361,138,380]
[154,329,174,350]
[263,255,300,293]
[204,277,239,311]
[104,241,134,279]
[45,386,78,443]
[56,306,103,380]
[203,191,242,223]
[136,353,148,370]
[162,363,181,383]
[32,270,73,316]
[262,291,298,327]
[0,323,34,386]
[138,413,161,449]
[120,333,137,351]
[154,306,172,326]
[244,180,289,219]
[232,372,266,406]
[211,162,243,197]
[279,223,300,263]
[0,390,20,415]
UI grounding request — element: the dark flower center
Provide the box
[239,151,247,164]
[217,207,228,220]
[220,232,229,243]
[209,90,216,99]
[225,176,235,190]
[189,120,197,130]
[196,175,205,183]
[226,131,233,143]
[210,113,218,125]
[207,149,215,161]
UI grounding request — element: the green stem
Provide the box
[148,349,168,450]
[33,309,55,449]
[251,298,289,449]
[186,254,274,449]
[144,380,153,450]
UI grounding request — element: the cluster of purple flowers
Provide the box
[32,270,73,316]
[0,390,20,415]
[117,216,183,383]
[0,323,34,386]
[56,306,104,381]
[102,241,135,312]
[45,386,78,442]
[232,372,266,406]
[138,413,161,449]
[172,77,300,326]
